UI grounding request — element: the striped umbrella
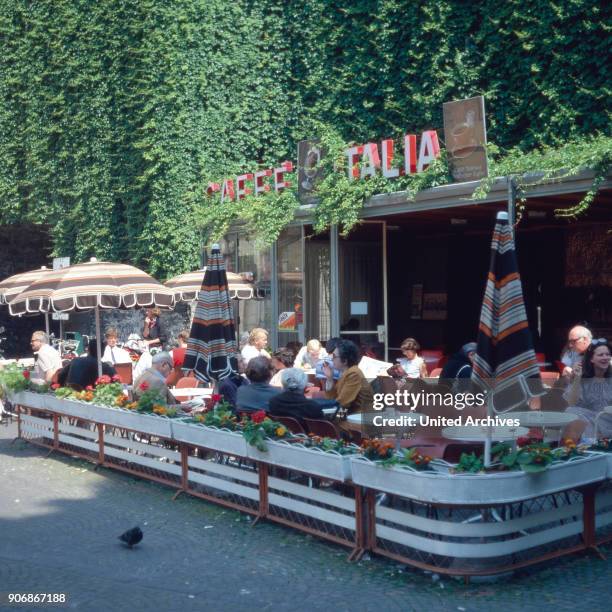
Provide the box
[182,245,237,383]
[165,269,259,302]
[8,258,174,376]
[0,266,55,333]
[472,212,543,464]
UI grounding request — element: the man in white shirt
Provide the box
[101,327,132,365]
[561,325,592,379]
[30,331,62,384]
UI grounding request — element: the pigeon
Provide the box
[118,526,143,548]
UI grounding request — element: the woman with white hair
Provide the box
[241,328,270,364]
[268,368,324,421]
[293,339,327,369]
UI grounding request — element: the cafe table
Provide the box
[511,411,578,444]
[170,387,213,400]
[347,410,425,451]
[442,424,529,443]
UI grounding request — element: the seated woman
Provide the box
[396,337,428,379]
[236,355,280,413]
[293,339,328,369]
[269,368,324,421]
[322,339,373,431]
[241,328,270,364]
[563,339,612,443]
[270,348,296,387]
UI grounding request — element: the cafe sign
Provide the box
[207,130,441,203]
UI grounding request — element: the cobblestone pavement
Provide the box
[0,420,611,612]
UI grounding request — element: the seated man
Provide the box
[236,355,280,413]
[132,351,177,405]
[218,355,248,409]
[63,339,116,389]
[101,327,132,365]
[269,368,324,421]
[561,325,592,380]
[30,331,63,385]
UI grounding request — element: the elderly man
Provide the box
[30,331,62,384]
[561,325,592,379]
[269,368,324,421]
[132,351,177,405]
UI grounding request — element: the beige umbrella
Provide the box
[165,268,260,302]
[9,258,175,375]
[0,266,55,334]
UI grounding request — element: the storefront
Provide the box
[223,169,612,363]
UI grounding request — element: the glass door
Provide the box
[338,221,388,360]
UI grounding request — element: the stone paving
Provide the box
[0,419,611,612]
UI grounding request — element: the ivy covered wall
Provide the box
[0,1,609,278]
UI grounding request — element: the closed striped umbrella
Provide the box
[0,266,53,305]
[8,258,174,315]
[472,212,541,388]
[472,212,543,465]
[182,246,237,383]
[165,269,258,302]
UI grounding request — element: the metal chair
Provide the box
[275,416,307,435]
[303,418,342,439]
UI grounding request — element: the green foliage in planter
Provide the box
[0,364,31,393]
[92,382,125,407]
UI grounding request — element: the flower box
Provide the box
[350,454,608,505]
[247,439,356,481]
[42,397,173,438]
[172,420,248,457]
[8,390,47,410]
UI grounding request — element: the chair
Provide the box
[421,350,444,374]
[114,362,133,385]
[165,365,182,387]
[275,416,307,435]
[555,360,566,375]
[174,376,200,402]
[535,352,546,372]
[539,387,569,412]
[303,418,343,439]
[430,367,442,378]
[540,371,560,386]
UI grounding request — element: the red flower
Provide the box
[139,381,150,391]
[251,410,266,424]
[95,375,112,386]
[211,393,222,403]
[50,383,60,390]
[85,385,94,391]
[517,436,529,447]
[22,370,30,380]
[111,374,122,383]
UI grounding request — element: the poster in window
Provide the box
[422,292,447,320]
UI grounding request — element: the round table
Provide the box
[511,411,578,443]
[442,425,529,442]
[347,410,424,450]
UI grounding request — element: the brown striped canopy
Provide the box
[165,269,259,302]
[8,259,174,314]
[0,267,54,305]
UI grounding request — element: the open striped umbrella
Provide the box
[472,211,543,464]
[0,266,56,334]
[8,258,174,376]
[165,269,259,302]
[182,245,237,383]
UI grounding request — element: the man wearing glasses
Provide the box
[561,325,592,379]
[30,331,62,385]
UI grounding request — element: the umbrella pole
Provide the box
[44,312,50,336]
[95,306,102,377]
[484,394,493,468]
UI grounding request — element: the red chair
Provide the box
[165,365,182,387]
[540,371,560,387]
[303,418,343,439]
[421,350,444,374]
[114,362,133,385]
[535,352,546,372]
[429,367,442,378]
[173,376,200,402]
[275,416,307,435]
[555,360,566,375]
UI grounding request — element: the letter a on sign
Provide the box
[417,130,440,172]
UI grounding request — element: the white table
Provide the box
[322,407,338,417]
[170,388,213,400]
[511,411,578,443]
[348,410,425,450]
[442,425,529,442]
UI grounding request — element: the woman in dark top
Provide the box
[143,307,165,348]
[269,368,323,421]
